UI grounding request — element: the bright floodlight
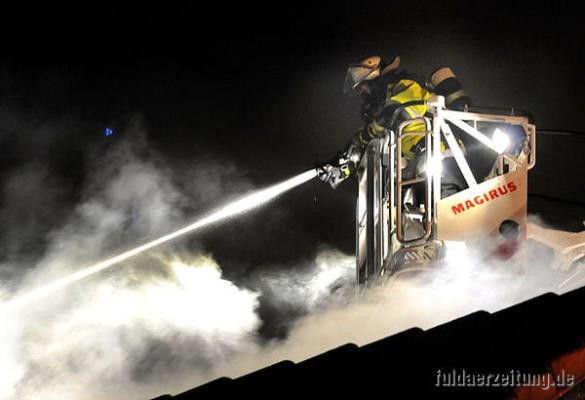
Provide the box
[492,128,510,154]
[423,154,443,180]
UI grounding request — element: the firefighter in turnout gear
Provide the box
[317,55,471,190]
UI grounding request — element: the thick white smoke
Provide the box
[136,240,582,396]
[255,249,355,313]
[1,254,262,400]
[198,241,585,388]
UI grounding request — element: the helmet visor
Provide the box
[343,57,382,96]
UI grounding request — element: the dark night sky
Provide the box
[1,1,585,276]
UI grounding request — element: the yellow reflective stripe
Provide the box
[446,89,466,105]
[358,130,369,144]
[370,119,384,132]
[367,119,385,138]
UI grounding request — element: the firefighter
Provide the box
[318,55,471,191]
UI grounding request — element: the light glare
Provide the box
[423,155,443,179]
[493,128,510,153]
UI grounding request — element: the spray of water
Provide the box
[1,169,317,311]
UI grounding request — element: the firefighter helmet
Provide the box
[343,55,400,96]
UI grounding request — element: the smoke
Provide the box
[1,120,584,400]
[254,248,355,313]
[198,238,585,389]
[0,120,343,399]
[1,254,262,400]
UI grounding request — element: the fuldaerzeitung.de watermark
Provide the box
[435,369,576,390]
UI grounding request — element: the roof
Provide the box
[150,285,585,399]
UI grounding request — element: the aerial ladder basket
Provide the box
[356,95,537,291]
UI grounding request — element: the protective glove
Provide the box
[317,163,351,189]
[317,138,363,189]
